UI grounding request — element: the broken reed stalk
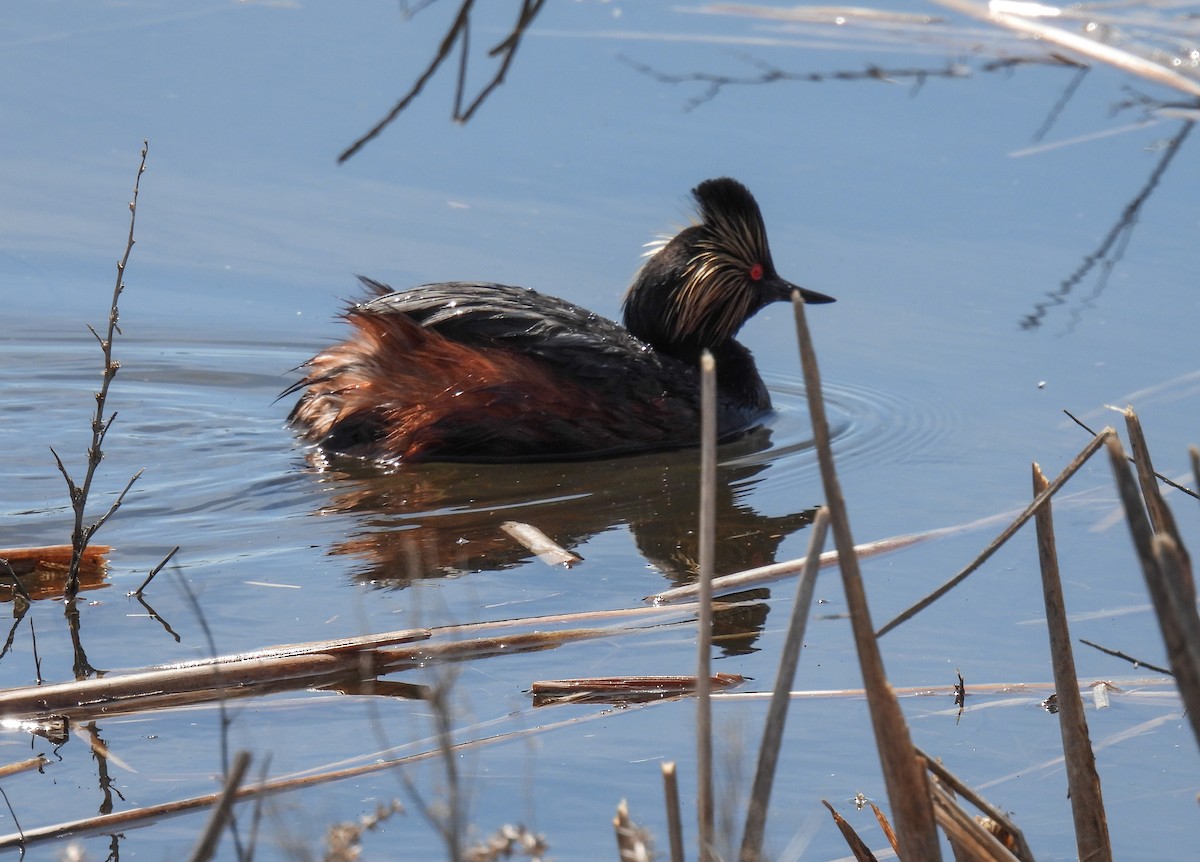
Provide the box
[614,799,651,862]
[1105,434,1200,751]
[1123,408,1193,589]
[695,350,717,862]
[739,506,829,862]
[1032,464,1112,861]
[134,545,179,596]
[50,141,150,600]
[877,428,1113,637]
[790,291,942,860]
[927,781,1020,862]
[661,762,685,862]
[186,750,251,862]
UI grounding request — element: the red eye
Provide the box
[749,263,764,281]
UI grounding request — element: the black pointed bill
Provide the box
[769,278,836,305]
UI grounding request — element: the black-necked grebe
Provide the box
[286,178,834,462]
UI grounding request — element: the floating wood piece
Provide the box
[500,521,582,567]
[531,673,743,706]
[0,544,111,600]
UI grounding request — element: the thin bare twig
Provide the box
[53,141,149,601]
[1063,409,1198,500]
[878,428,1113,636]
[1078,638,1171,675]
[133,545,180,597]
[338,0,547,163]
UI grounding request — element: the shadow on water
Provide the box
[302,426,822,656]
[307,426,817,586]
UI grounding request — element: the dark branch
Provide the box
[338,0,546,163]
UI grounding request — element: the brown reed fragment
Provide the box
[1033,463,1112,861]
[820,799,878,861]
[868,801,899,856]
[739,506,829,862]
[1191,445,1199,498]
[1152,534,1200,739]
[917,746,1033,860]
[614,798,652,862]
[187,750,251,862]
[1078,638,1171,676]
[0,623,654,722]
[661,762,684,862]
[878,428,1113,637]
[530,673,743,706]
[500,521,582,567]
[1106,436,1200,750]
[1063,409,1198,501]
[695,350,717,862]
[792,291,942,859]
[0,755,47,780]
[649,506,1035,604]
[1123,407,1193,596]
[928,781,1021,862]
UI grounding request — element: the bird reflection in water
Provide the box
[309,426,817,654]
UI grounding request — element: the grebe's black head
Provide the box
[622,178,834,352]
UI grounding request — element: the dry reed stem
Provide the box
[1191,445,1199,495]
[614,799,652,862]
[933,0,1200,97]
[928,781,1021,862]
[868,801,899,856]
[1152,534,1200,740]
[819,799,877,861]
[739,506,829,862]
[0,624,646,721]
[1123,408,1194,596]
[1063,409,1198,501]
[919,748,1032,858]
[648,506,1032,604]
[187,750,251,862]
[878,428,1113,636]
[661,762,684,862]
[530,673,742,704]
[1105,435,1200,749]
[695,350,717,862]
[0,756,48,779]
[791,291,941,859]
[0,601,752,722]
[1032,464,1111,860]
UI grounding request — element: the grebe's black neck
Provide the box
[620,178,834,404]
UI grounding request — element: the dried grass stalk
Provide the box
[792,291,941,859]
[1032,463,1111,860]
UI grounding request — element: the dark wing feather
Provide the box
[356,278,679,385]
